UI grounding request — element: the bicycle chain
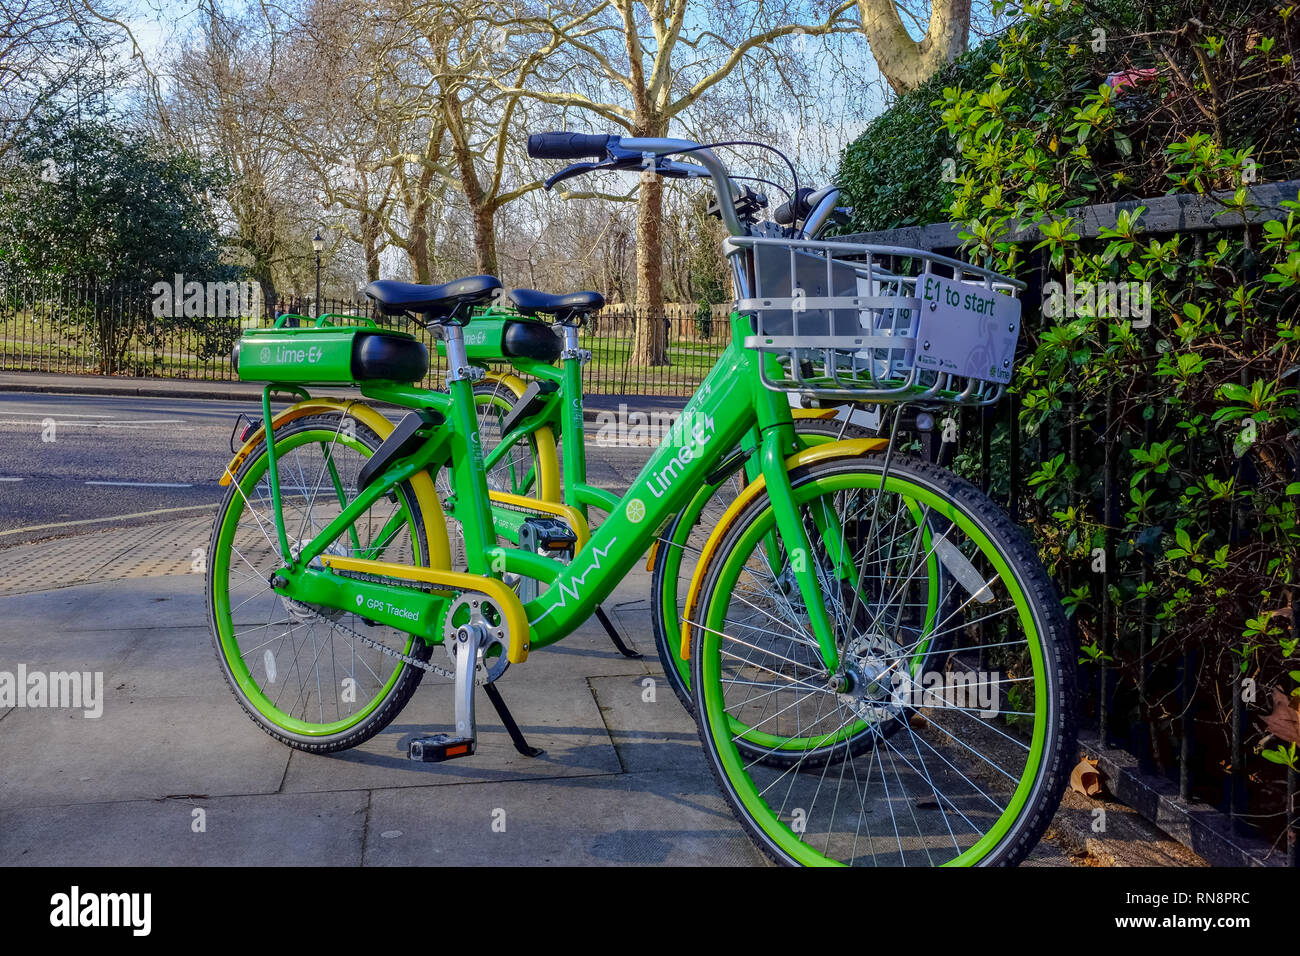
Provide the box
[284,597,455,680]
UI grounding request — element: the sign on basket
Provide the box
[914,274,1021,385]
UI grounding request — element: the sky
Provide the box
[100,0,1005,197]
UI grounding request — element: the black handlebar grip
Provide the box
[773,186,816,226]
[527,132,613,160]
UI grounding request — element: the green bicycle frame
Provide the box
[261,311,842,670]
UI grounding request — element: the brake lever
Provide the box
[656,159,710,179]
[544,150,709,191]
[544,162,601,190]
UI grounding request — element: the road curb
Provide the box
[1079,731,1283,867]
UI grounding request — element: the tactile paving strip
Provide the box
[0,515,215,596]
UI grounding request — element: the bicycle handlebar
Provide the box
[528,131,836,241]
[773,187,815,226]
[530,131,746,236]
[526,132,613,160]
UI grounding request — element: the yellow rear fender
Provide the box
[790,406,838,421]
[679,437,888,660]
[219,398,451,571]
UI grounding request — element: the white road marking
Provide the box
[0,504,218,537]
[85,480,193,488]
[0,411,116,418]
[0,477,21,482]
[0,418,184,427]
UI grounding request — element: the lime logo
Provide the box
[355,594,364,607]
[625,498,646,523]
[260,347,271,363]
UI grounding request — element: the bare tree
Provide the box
[496,0,860,364]
[0,0,140,160]
[161,3,314,309]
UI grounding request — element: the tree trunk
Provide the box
[407,223,431,284]
[361,211,381,283]
[471,202,498,277]
[858,0,971,93]
[411,161,435,283]
[253,265,277,325]
[631,170,669,366]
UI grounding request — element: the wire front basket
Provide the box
[730,237,1026,405]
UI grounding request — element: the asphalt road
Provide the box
[0,393,259,544]
[0,392,654,546]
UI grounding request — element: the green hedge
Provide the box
[836,36,999,233]
[839,0,1300,840]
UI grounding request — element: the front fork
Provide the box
[752,365,843,674]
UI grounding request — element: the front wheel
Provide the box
[653,415,896,716]
[690,454,1075,866]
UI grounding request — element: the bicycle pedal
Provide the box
[520,516,577,554]
[408,733,476,762]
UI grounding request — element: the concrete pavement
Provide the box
[0,512,1097,866]
[0,544,769,865]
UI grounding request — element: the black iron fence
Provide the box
[0,277,730,398]
[835,179,1300,865]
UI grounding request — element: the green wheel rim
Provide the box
[210,427,424,737]
[699,469,1048,867]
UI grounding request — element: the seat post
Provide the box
[443,324,473,382]
[559,323,582,359]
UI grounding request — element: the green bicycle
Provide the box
[425,285,885,708]
[206,130,1075,866]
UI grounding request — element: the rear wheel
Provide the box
[472,378,548,498]
[440,378,553,569]
[690,454,1075,866]
[206,412,434,752]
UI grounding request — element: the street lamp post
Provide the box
[312,229,325,318]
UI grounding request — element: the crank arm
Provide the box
[451,623,479,752]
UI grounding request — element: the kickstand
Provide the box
[594,605,642,659]
[483,682,544,758]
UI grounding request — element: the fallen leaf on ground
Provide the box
[1069,757,1105,797]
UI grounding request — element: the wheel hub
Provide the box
[836,633,908,725]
